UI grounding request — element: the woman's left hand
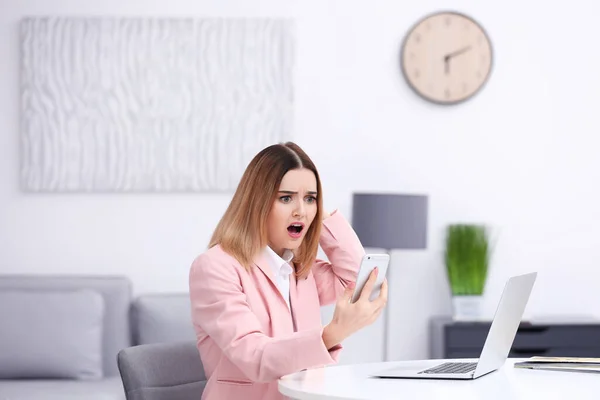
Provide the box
[323,209,338,220]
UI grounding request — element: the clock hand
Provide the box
[443,45,472,75]
[444,45,472,62]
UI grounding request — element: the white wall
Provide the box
[2,0,600,362]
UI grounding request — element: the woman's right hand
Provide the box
[322,268,388,349]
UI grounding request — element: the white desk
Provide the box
[279,359,598,400]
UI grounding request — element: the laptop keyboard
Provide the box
[419,362,477,375]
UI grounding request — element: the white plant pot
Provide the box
[452,295,483,321]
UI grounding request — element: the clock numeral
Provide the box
[414,69,420,78]
[462,83,468,93]
[476,71,482,79]
[414,33,421,43]
[445,17,451,26]
[445,89,451,99]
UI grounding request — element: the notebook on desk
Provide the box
[514,357,600,374]
[373,272,537,380]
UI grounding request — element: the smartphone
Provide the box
[351,253,390,303]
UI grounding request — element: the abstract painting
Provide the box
[20,17,294,192]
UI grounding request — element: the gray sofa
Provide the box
[0,275,195,400]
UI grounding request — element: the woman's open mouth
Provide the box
[287,223,305,239]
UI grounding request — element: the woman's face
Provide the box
[266,168,318,257]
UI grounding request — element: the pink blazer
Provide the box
[189,211,365,400]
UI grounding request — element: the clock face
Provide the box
[401,11,493,104]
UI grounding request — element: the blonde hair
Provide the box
[209,142,323,279]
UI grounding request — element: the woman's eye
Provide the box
[280,196,292,203]
[305,196,317,204]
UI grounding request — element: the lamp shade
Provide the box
[351,193,428,249]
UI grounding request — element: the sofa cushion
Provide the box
[0,377,125,400]
[0,289,104,380]
[0,275,132,377]
[131,294,195,345]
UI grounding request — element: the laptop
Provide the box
[373,272,537,380]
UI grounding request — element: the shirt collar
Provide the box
[264,246,294,277]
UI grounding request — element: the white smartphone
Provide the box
[351,253,390,303]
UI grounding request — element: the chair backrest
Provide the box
[0,275,131,377]
[117,341,206,400]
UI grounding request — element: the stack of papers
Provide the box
[514,357,600,374]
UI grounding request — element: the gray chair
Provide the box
[117,341,207,400]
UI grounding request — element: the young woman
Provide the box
[189,142,388,400]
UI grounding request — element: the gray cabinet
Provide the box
[430,316,600,359]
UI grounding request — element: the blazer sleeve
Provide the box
[312,210,366,306]
[189,254,339,383]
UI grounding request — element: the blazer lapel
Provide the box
[254,251,303,331]
[253,252,277,287]
[289,273,300,330]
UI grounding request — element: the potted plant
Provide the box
[444,224,491,321]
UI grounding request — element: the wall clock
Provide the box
[400,11,493,105]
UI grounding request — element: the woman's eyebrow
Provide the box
[278,190,318,195]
